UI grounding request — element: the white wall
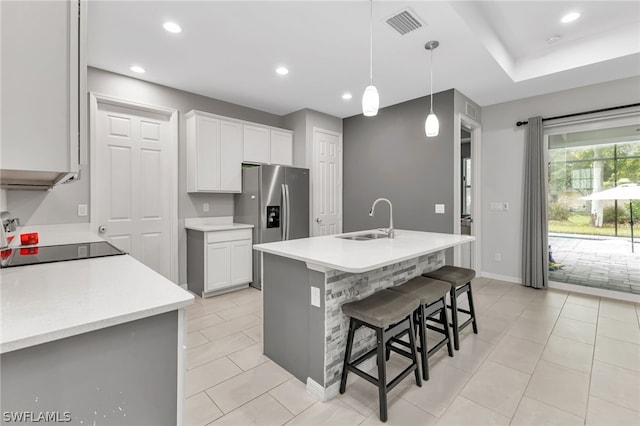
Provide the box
[481,76,640,281]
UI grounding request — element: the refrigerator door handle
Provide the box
[281,183,287,240]
[285,184,291,240]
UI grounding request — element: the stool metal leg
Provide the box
[376,327,388,423]
[408,314,423,387]
[340,319,356,394]
[417,305,429,381]
[449,287,460,351]
[440,295,454,357]
[467,283,478,334]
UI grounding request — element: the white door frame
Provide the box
[311,127,343,236]
[89,92,179,284]
[453,113,482,271]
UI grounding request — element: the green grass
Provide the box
[549,214,637,237]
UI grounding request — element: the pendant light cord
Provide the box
[369,0,373,84]
[429,48,434,113]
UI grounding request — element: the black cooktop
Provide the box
[0,241,126,268]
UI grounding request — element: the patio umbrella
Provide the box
[580,183,640,253]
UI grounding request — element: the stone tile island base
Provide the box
[262,250,445,401]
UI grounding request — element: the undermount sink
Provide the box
[337,232,389,241]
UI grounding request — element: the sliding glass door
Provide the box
[546,119,640,295]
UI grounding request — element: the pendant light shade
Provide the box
[424,40,439,137]
[425,112,439,137]
[362,85,379,116]
[362,0,378,117]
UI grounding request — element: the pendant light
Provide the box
[424,40,440,137]
[362,0,379,116]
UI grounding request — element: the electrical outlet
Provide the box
[494,253,502,261]
[77,204,88,217]
[435,204,445,214]
[203,203,210,212]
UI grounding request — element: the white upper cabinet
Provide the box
[270,130,293,166]
[243,126,293,166]
[186,111,242,193]
[0,0,86,189]
[243,125,270,164]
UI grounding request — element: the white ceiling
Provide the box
[88,1,640,119]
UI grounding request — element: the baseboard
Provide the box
[305,358,376,402]
[481,272,522,284]
[549,281,640,303]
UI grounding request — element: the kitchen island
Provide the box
[253,229,474,400]
[0,226,194,425]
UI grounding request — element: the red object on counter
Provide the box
[0,248,12,259]
[20,232,39,245]
[20,247,39,256]
[7,235,14,243]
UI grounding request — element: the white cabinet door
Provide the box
[0,0,82,179]
[243,125,270,164]
[270,130,293,166]
[206,242,231,292]
[196,116,221,191]
[220,120,243,192]
[230,239,252,285]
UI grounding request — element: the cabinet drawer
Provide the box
[206,228,252,243]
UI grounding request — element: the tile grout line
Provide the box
[582,296,601,424]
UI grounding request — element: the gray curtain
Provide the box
[522,116,548,289]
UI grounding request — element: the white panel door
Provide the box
[230,239,252,285]
[312,128,342,236]
[95,103,172,279]
[206,242,231,291]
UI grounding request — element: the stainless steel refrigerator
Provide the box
[234,164,309,289]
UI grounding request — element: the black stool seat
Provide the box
[340,289,422,422]
[389,276,453,380]
[342,289,420,328]
[423,266,478,351]
[423,265,475,288]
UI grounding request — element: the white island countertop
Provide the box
[253,229,474,273]
[1,248,194,354]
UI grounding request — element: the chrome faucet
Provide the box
[369,198,394,238]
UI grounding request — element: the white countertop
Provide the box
[0,226,194,354]
[184,217,253,232]
[253,229,475,273]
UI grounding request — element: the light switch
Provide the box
[77,204,88,217]
[503,202,509,211]
[203,203,210,212]
[311,286,321,307]
[435,204,445,214]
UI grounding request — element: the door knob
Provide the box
[315,218,322,223]
[98,226,107,233]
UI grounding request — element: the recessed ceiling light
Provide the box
[163,21,182,34]
[561,12,580,23]
[130,65,145,74]
[342,93,353,100]
[276,67,289,75]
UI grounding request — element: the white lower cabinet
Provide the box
[187,228,253,296]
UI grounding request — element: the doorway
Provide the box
[454,114,481,270]
[90,94,178,283]
[546,117,640,297]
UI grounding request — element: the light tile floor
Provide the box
[184,279,640,426]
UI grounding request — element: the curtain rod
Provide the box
[515,103,640,127]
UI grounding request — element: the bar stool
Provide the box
[340,289,422,423]
[388,276,453,381]
[423,266,477,350]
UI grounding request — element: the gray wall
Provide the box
[343,90,456,234]
[481,76,640,281]
[282,108,343,169]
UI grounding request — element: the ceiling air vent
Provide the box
[385,9,423,35]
